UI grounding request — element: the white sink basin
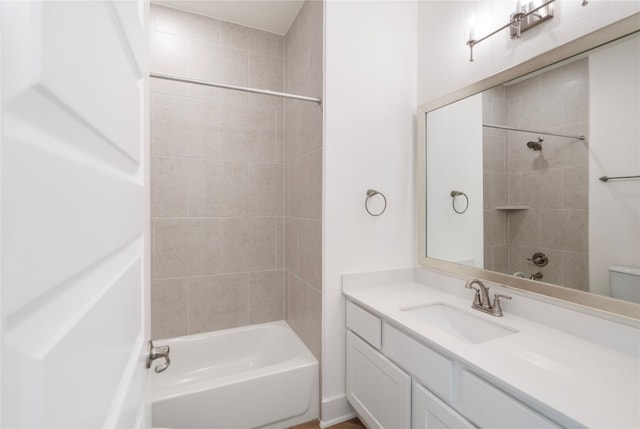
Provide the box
[401,303,518,344]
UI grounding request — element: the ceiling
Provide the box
[152,0,304,35]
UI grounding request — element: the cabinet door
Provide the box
[413,383,475,429]
[346,330,411,429]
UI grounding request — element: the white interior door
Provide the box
[1,1,150,427]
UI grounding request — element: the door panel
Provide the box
[4,1,144,162]
[1,1,149,427]
[3,137,144,314]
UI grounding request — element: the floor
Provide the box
[290,417,366,429]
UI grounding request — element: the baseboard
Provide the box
[319,394,355,428]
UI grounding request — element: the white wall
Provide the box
[418,1,640,105]
[323,0,417,424]
[426,93,483,267]
[588,35,640,297]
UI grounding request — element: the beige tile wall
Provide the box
[284,0,323,362]
[150,5,287,338]
[483,59,589,290]
[150,3,323,345]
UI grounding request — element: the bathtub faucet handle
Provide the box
[146,340,171,373]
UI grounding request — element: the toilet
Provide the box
[609,266,640,303]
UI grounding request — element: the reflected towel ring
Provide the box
[365,189,387,216]
[451,190,469,214]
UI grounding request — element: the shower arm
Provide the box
[598,175,640,182]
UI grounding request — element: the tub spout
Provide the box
[146,340,171,373]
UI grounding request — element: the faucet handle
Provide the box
[492,294,512,317]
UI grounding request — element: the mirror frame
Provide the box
[417,13,640,326]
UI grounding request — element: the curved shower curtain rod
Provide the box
[150,72,322,104]
[483,123,585,140]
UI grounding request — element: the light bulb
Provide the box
[468,15,477,41]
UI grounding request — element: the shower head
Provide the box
[527,141,542,151]
[526,136,544,151]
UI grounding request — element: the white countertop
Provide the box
[344,277,640,428]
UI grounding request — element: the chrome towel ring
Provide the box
[365,189,387,216]
[451,190,469,214]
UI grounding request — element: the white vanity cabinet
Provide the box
[346,303,411,429]
[346,301,564,429]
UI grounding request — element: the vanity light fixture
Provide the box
[466,0,556,62]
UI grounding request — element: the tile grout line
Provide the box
[186,276,191,335]
[247,271,251,326]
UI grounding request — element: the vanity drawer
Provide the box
[461,371,560,428]
[382,323,454,403]
[346,301,382,349]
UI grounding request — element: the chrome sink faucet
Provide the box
[464,279,511,317]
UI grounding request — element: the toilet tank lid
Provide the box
[609,266,640,276]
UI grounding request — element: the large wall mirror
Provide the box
[417,14,640,323]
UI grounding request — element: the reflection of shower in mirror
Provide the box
[526,136,543,151]
[423,30,640,306]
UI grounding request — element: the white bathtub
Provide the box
[151,321,319,429]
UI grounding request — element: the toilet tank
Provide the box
[609,266,640,303]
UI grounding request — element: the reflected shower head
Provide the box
[527,141,542,151]
[526,136,544,151]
